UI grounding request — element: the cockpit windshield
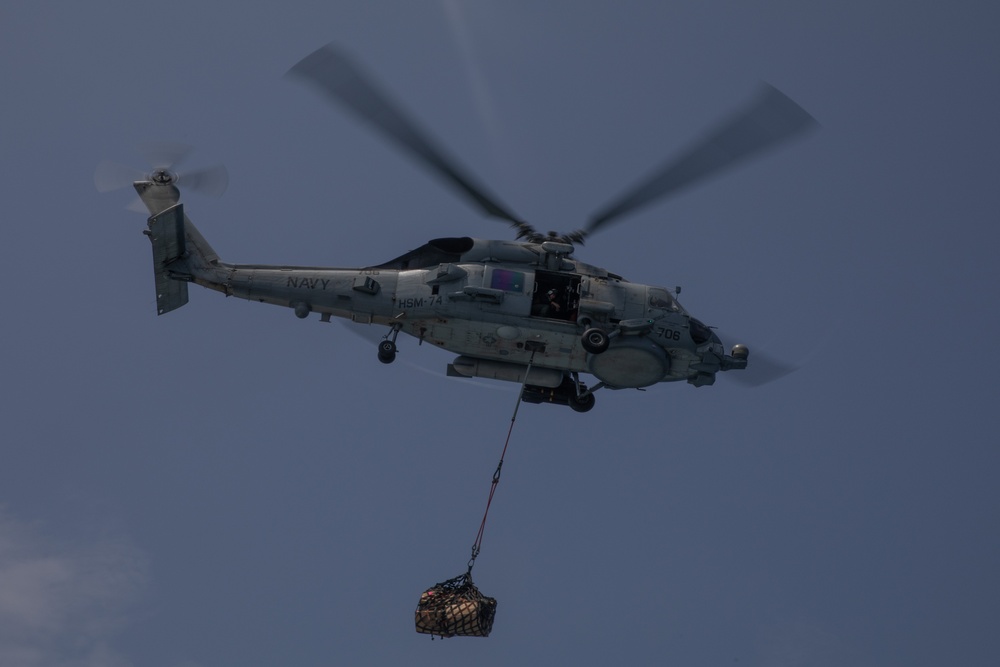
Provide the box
[648,288,685,314]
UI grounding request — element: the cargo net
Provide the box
[414,572,496,638]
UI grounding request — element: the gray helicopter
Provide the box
[112,45,816,412]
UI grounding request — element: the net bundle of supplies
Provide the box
[414,572,496,638]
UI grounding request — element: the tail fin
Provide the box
[144,204,189,315]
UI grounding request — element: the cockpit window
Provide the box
[648,288,681,313]
[689,317,713,345]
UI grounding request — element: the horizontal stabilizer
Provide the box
[146,204,189,315]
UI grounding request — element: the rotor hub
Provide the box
[150,169,177,186]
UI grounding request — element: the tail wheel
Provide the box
[581,328,610,354]
[377,340,397,364]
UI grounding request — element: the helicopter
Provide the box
[106,44,816,412]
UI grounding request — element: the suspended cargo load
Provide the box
[415,572,496,638]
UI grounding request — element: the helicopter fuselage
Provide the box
[225,240,725,386]
[141,184,746,410]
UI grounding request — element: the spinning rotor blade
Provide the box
[139,141,230,196]
[94,142,228,198]
[176,165,229,197]
[287,44,527,230]
[137,141,195,171]
[585,84,817,236]
[94,160,146,193]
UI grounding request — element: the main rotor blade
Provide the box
[287,44,527,229]
[586,84,817,234]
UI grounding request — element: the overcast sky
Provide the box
[2,2,999,666]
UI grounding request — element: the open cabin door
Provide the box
[531,269,581,322]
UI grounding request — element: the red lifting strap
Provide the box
[467,352,535,573]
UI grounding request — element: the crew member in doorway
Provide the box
[541,288,562,317]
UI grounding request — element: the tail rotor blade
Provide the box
[177,164,229,197]
[137,141,194,171]
[94,160,146,193]
[96,144,228,210]
[125,197,150,214]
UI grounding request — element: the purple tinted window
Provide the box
[491,269,525,293]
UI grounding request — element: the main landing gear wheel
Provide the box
[568,391,596,413]
[377,340,397,364]
[581,328,610,354]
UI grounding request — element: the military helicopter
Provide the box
[104,45,816,412]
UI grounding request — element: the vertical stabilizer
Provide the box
[145,203,189,315]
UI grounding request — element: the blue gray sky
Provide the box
[2,2,999,665]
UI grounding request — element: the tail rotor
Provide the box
[94,142,228,210]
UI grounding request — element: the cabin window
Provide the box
[490,269,526,293]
